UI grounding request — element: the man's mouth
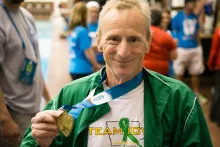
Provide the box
[111,58,135,63]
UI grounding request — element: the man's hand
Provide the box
[31,110,63,147]
[1,119,21,145]
[0,89,21,146]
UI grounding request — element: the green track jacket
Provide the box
[21,69,212,147]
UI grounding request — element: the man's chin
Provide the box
[112,68,133,78]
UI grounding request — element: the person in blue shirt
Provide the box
[67,2,101,80]
[87,1,105,65]
[171,0,208,105]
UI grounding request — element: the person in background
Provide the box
[161,9,171,32]
[67,2,101,80]
[0,0,51,146]
[208,24,220,127]
[21,0,212,146]
[87,1,105,65]
[143,9,177,76]
[171,0,208,104]
[162,9,175,76]
[161,9,177,77]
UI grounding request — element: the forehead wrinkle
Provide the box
[105,29,144,41]
[101,8,146,39]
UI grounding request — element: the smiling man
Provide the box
[21,0,212,146]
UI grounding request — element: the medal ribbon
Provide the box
[60,68,143,119]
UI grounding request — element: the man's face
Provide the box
[98,8,150,79]
[87,6,99,24]
[6,0,24,4]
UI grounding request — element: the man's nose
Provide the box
[117,40,131,58]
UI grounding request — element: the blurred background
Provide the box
[20,0,220,146]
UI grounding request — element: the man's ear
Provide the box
[145,36,152,53]
[96,32,103,52]
[97,45,103,52]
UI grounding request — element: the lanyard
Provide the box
[60,67,144,119]
[0,2,38,57]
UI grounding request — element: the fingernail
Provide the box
[57,109,64,116]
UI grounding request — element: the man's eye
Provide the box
[129,37,139,43]
[109,37,119,42]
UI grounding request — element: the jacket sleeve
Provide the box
[179,97,213,147]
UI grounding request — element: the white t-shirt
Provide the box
[88,81,144,147]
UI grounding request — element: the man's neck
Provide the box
[2,0,20,11]
[105,67,141,88]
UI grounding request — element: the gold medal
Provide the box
[57,110,74,137]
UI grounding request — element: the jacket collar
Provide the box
[99,66,171,107]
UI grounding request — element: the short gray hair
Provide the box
[97,0,152,41]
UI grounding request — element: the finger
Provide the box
[31,123,59,132]
[32,112,58,124]
[32,129,59,138]
[35,110,63,118]
[35,137,54,147]
[43,110,64,118]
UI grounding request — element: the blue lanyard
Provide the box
[61,67,143,119]
[0,2,38,57]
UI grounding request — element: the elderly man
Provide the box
[21,0,212,146]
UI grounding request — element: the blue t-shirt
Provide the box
[67,26,92,74]
[88,22,105,64]
[171,11,199,49]
[88,22,98,32]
